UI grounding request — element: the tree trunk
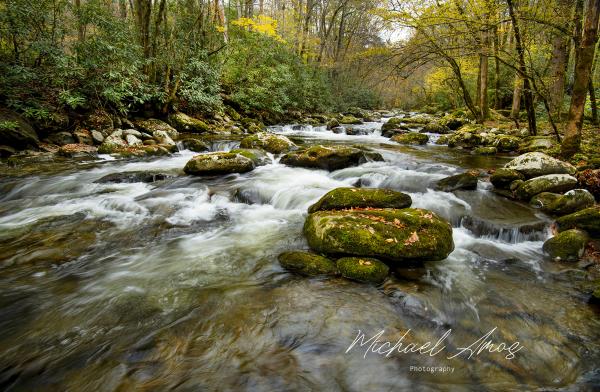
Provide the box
[493,24,501,109]
[510,74,522,119]
[562,0,600,157]
[479,25,490,120]
[75,0,85,42]
[590,76,598,124]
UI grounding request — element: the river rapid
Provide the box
[1,118,599,391]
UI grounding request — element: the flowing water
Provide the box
[1,119,599,391]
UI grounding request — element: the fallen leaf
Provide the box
[404,231,419,245]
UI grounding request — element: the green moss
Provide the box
[544,189,595,216]
[556,206,600,237]
[490,169,525,189]
[168,112,210,133]
[530,192,561,209]
[280,144,382,171]
[514,174,578,201]
[336,257,389,283]
[326,118,340,129]
[229,148,269,166]
[183,152,254,175]
[542,229,589,261]
[473,146,497,155]
[422,122,450,134]
[339,115,363,125]
[278,251,337,276]
[435,172,478,192]
[308,187,412,213]
[239,132,296,154]
[391,132,429,145]
[494,135,520,152]
[381,117,403,132]
[435,135,449,145]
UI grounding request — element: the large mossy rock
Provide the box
[180,138,209,152]
[435,172,478,192]
[556,206,600,237]
[336,257,389,283]
[490,168,525,189]
[381,117,403,132]
[543,189,595,216]
[473,146,497,155]
[339,115,363,125]
[168,112,210,133]
[280,145,383,171]
[135,119,179,140]
[239,132,296,154]
[422,122,450,134]
[518,136,557,153]
[229,148,270,166]
[530,192,561,210]
[447,129,483,149]
[391,132,429,145]
[94,171,172,184]
[308,188,412,213]
[504,152,576,178]
[0,109,39,148]
[278,251,337,276]
[493,135,520,152]
[303,208,454,263]
[514,174,578,201]
[543,229,589,262]
[98,130,128,153]
[183,152,254,175]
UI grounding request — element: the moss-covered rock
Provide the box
[381,117,403,132]
[152,130,176,146]
[494,135,521,152]
[504,152,577,178]
[514,174,578,201]
[556,206,600,237]
[229,148,270,166]
[435,135,449,145]
[473,146,497,155]
[278,251,337,276]
[391,132,429,145]
[439,114,469,130]
[0,109,39,149]
[183,152,254,175]
[530,192,561,209]
[180,138,209,152]
[326,118,340,129]
[97,130,128,154]
[57,143,98,158]
[422,122,450,134]
[402,115,432,125]
[168,112,210,133]
[280,145,383,171]
[339,115,363,125]
[490,168,525,189]
[435,172,478,192]
[134,119,179,140]
[543,189,595,216]
[336,257,389,283]
[239,132,296,154]
[518,136,557,153]
[447,129,483,149]
[303,208,454,263]
[308,188,412,213]
[542,229,589,262]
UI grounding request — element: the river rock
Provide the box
[493,135,520,152]
[518,136,557,153]
[490,168,525,189]
[73,129,93,145]
[57,143,98,158]
[229,148,270,166]
[278,251,337,276]
[303,208,454,263]
[336,257,389,283]
[391,132,429,145]
[47,131,75,146]
[180,138,209,152]
[98,130,128,153]
[542,189,595,216]
[94,171,172,184]
[447,129,483,149]
[239,132,296,154]
[504,152,576,178]
[530,192,561,209]
[123,129,143,138]
[339,115,363,125]
[135,119,179,140]
[381,117,403,132]
[326,118,340,129]
[422,122,450,134]
[435,135,449,145]
[543,229,589,262]
[556,206,600,237]
[473,146,497,155]
[152,130,176,146]
[0,109,39,148]
[435,172,478,192]
[514,174,578,201]
[126,134,143,147]
[308,188,412,213]
[168,112,210,133]
[280,145,383,171]
[183,152,254,175]
[91,130,104,144]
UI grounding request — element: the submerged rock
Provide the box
[280,145,383,171]
[504,152,577,178]
[391,132,429,145]
[239,132,296,154]
[303,208,454,263]
[543,229,589,262]
[473,146,497,155]
[514,174,578,201]
[168,112,209,133]
[183,152,254,175]
[543,189,595,216]
[94,171,172,184]
[278,251,337,276]
[435,172,478,192]
[336,257,389,283]
[308,188,412,213]
[490,168,525,189]
[556,206,600,237]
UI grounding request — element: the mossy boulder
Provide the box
[473,146,497,155]
[183,152,254,175]
[494,135,521,152]
[303,208,454,263]
[280,145,383,171]
[530,192,561,209]
[543,189,595,216]
[490,168,526,189]
[514,174,578,201]
[134,119,179,140]
[556,206,600,237]
[447,130,483,149]
[422,122,450,134]
[381,117,403,132]
[57,143,98,158]
[504,152,577,178]
[326,118,340,129]
[391,132,429,145]
[229,148,270,166]
[308,188,412,213]
[168,112,210,133]
[435,135,449,145]
[278,251,337,276]
[439,115,469,130]
[435,172,478,192]
[543,229,589,262]
[402,115,431,125]
[180,138,209,152]
[0,109,39,148]
[336,257,389,283]
[98,130,128,154]
[518,136,557,153]
[339,115,363,125]
[239,132,296,154]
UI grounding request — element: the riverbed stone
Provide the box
[57,143,98,158]
[152,130,176,146]
[94,171,172,184]
[514,174,578,201]
[447,130,483,149]
[504,152,577,178]
[490,168,525,189]
[126,134,143,147]
[239,132,296,154]
[180,138,209,152]
[381,117,403,132]
[494,135,520,152]
[91,130,104,145]
[47,131,75,146]
[168,112,210,133]
[336,257,389,283]
[308,188,412,213]
[0,109,39,148]
[543,229,589,262]
[473,146,497,155]
[339,115,363,125]
[556,206,600,237]
[543,189,595,216]
[183,152,254,175]
[303,208,454,263]
[422,122,450,134]
[229,148,270,166]
[280,145,383,171]
[435,135,449,145]
[98,130,128,153]
[73,129,93,145]
[135,119,179,140]
[391,132,429,145]
[278,251,337,276]
[530,192,561,210]
[326,118,340,129]
[435,172,478,192]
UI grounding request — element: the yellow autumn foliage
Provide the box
[231,15,285,42]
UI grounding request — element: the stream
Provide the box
[1,118,599,391]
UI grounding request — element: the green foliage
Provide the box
[177,55,222,114]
